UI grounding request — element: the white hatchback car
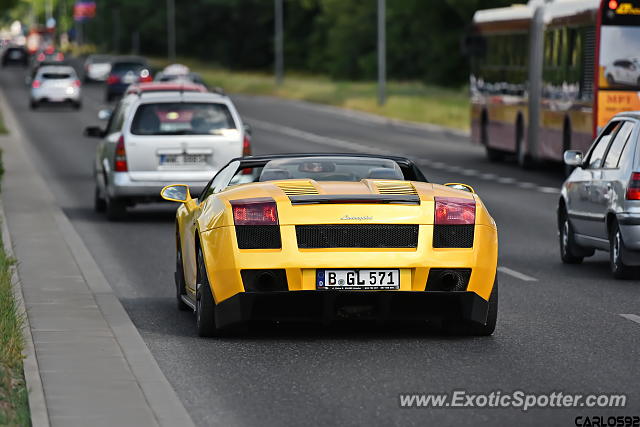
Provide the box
[30,65,81,109]
[85,91,251,220]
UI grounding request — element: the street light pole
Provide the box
[274,0,284,86]
[377,0,386,106]
[167,0,176,61]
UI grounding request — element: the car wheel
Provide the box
[610,221,634,279]
[175,239,190,311]
[485,146,504,162]
[105,196,126,221]
[94,186,106,213]
[607,74,615,86]
[73,101,82,110]
[445,277,498,336]
[106,93,113,103]
[195,247,217,337]
[30,100,38,110]
[559,209,584,264]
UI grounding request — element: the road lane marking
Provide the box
[538,186,561,194]
[620,314,640,325]
[498,266,538,282]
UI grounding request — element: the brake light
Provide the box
[37,53,45,62]
[434,197,475,225]
[31,80,41,89]
[626,172,640,200]
[55,52,64,61]
[139,69,152,83]
[107,75,120,85]
[114,135,128,172]
[609,0,618,10]
[231,198,278,225]
[243,135,252,156]
[73,80,81,87]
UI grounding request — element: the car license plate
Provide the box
[159,154,207,166]
[316,269,400,290]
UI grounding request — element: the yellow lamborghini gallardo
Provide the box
[161,154,498,336]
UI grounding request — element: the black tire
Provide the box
[106,93,113,103]
[606,74,615,87]
[30,100,38,110]
[175,239,190,311]
[94,186,106,213]
[73,101,82,110]
[446,278,498,336]
[105,196,126,221]
[196,247,217,337]
[610,220,634,279]
[559,208,584,264]
[485,146,504,162]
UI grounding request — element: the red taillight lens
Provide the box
[55,52,64,61]
[114,135,128,172]
[626,172,640,200]
[231,198,278,225]
[73,80,81,87]
[31,80,41,89]
[242,135,252,156]
[107,75,119,85]
[434,197,476,225]
[140,75,153,83]
[609,0,619,10]
[37,53,45,62]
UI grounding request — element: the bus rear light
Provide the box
[231,198,278,226]
[609,0,618,10]
[626,173,640,200]
[434,197,476,225]
[114,135,128,172]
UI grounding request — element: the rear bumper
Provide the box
[108,172,207,199]
[617,213,640,251]
[214,290,489,329]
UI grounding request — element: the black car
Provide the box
[105,56,152,102]
[2,46,27,66]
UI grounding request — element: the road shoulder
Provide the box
[0,90,194,426]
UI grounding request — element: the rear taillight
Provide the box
[243,135,252,156]
[73,80,81,87]
[139,69,152,83]
[37,53,45,62]
[107,75,119,85]
[114,135,128,172]
[55,52,64,61]
[31,80,41,89]
[434,197,475,225]
[231,198,278,225]
[626,172,640,200]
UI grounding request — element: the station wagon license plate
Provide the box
[159,154,207,166]
[316,269,400,290]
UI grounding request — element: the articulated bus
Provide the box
[470,0,640,169]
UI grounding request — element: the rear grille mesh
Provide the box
[276,181,319,196]
[296,224,419,249]
[374,181,417,195]
[236,225,282,249]
[433,225,474,248]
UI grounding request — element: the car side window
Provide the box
[106,102,124,135]
[586,121,622,169]
[200,162,240,200]
[603,121,635,169]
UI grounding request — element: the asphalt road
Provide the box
[2,64,640,427]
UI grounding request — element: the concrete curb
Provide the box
[0,199,50,427]
[0,90,195,426]
[232,93,471,139]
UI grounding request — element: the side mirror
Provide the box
[161,184,191,203]
[444,183,475,193]
[84,126,104,138]
[243,123,253,137]
[98,109,112,121]
[563,150,583,167]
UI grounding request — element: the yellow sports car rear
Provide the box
[162,154,498,336]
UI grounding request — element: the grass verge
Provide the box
[0,150,30,426]
[150,58,470,131]
[0,110,7,135]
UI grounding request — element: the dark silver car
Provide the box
[559,112,640,278]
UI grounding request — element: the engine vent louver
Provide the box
[373,181,418,196]
[276,181,319,196]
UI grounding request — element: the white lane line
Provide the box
[460,169,479,176]
[497,177,516,184]
[620,314,640,325]
[538,186,561,194]
[498,266,538,282]
[480,173,497,180]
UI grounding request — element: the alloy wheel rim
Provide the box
[562,220,569,255]
[613,231,621,267]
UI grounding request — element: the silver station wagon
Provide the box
[559,112,640,278]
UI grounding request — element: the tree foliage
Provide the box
[16,0,514,86]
